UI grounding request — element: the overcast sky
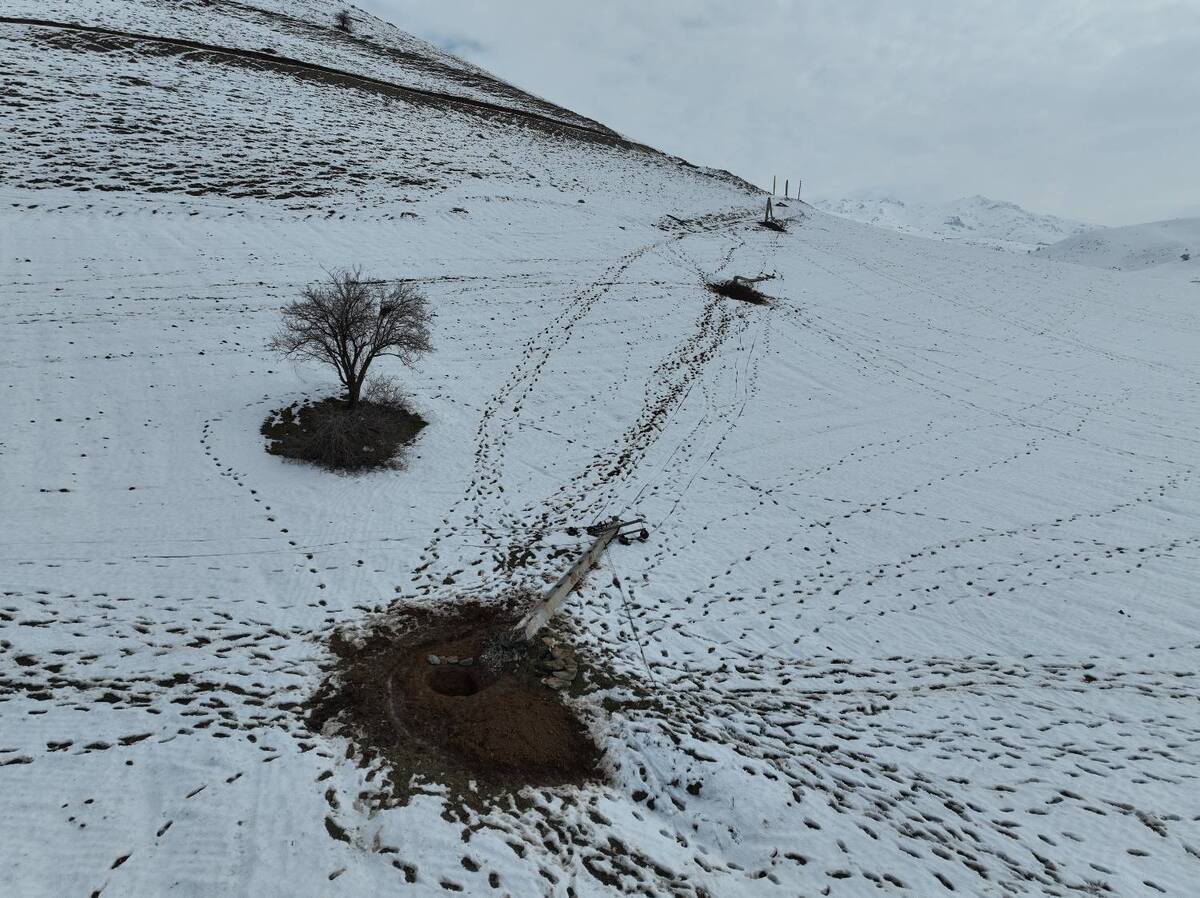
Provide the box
[357,0,1199,225]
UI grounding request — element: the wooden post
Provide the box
[784,178,789,198]
[772,175,776,195]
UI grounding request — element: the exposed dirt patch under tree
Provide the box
[261,394,426,471]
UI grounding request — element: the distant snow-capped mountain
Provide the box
[812,192,1096,252]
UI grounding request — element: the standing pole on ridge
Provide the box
[772,175,776,196]
[785,178,789,198]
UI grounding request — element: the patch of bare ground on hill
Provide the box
[305,596,603,805]
[707,277,770,305]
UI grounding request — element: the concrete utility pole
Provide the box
[514,519,646,641]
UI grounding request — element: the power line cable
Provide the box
[607,554,657,688]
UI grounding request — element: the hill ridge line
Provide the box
[2,15,654,152]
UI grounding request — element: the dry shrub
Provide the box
[364,373,411,408]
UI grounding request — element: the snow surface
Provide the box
[814,192,1096,253]
[3,3,1200,897]
[1035,217,1200,274]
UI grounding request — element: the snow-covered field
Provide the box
[814,193,1095,253]
[3,3,1200,897]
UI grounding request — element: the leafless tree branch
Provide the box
[269,267,432,407]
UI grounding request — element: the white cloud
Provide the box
[355,0,1200,224]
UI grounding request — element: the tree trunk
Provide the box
[347,365,371,409]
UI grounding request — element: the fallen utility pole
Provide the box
[514,518,648,641]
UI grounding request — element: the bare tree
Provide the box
[334,9,353,32]
[270,268,432,408]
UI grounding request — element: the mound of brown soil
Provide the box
[398,653,596,779]
[307,599,601,793]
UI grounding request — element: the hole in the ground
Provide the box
[427,666,481,697]
[306,598,604,798]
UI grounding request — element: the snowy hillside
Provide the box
[814,192,1096,252]
[1035,217,1200,273]
[3,3,1200,898]
[7,0,618,134]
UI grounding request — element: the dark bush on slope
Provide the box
[707,278,769,305]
